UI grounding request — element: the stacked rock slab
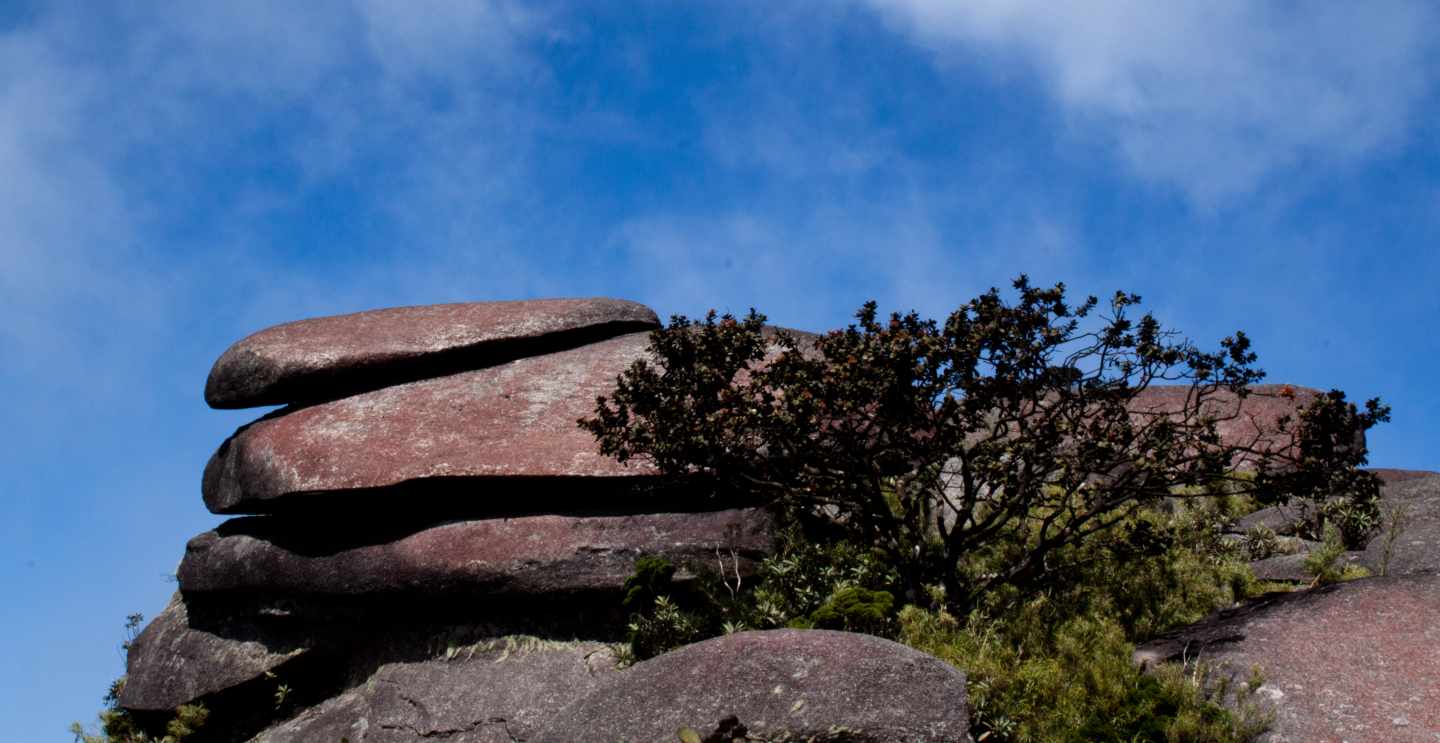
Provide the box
[120,299,780,742]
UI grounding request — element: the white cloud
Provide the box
[863,0,1438,206]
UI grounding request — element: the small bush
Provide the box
[1302,523,1369,586]
[794,586,896,635]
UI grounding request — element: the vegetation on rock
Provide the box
[589,277,1388,741]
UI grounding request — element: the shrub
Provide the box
[582,278,1387,614]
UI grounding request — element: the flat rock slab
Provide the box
[252,639,620,743]
[1358,474,1440,576]
[120,593,309,712]
[180,509,775,598]
[1135,574,1440,742]
[206,298,658,408]
[204,332,667,514]
[538,629,972,742]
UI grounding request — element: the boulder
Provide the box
[205,298,659,409]
[252,639,620,743]
[1358,474,1440,577]
[1246,550,1363,583]
[538,629,972,742]
[118,593,310,712]
[1134,574,1440,742]
[203,332,673,514]
[179,509,775,599]
[1230,504,1306,537]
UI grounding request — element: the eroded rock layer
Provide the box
[205,298,659,408]
[202,332,664,514]
[179,509,775,599]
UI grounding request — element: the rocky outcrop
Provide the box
[1135,574,1440,742]
[179,509,774,599]
[205,298,659,408]
[202,332,671,514]
[539,629,973,742]
[252,640,621,743]
[1367,468,1438,484]
[119,594,310,712]
[121,298,800,742]
[1358,473,1440,577]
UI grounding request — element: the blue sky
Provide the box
[4,2,1437,738]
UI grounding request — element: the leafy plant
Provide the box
[1377,501,1412,577]
[1302,523,1369,586]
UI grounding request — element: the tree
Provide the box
[581,277,1387,612]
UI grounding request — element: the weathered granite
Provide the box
[538,629,972,742]
[206,298,659,409]
[202,333,669,514]
[251,640,620,743]
[118,593,309,712]
[1135,574,1440,742]
[180,509,775,598]
[1358,474,1440,577]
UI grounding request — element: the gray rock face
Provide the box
[180,509,775,599]
[1135,574,1440,742]
[538,629,973,742]
[118,593,309,712]
[203,332,668,514]
[1358,474,1440,577]
[205,298,659,409]
[252,640,620,743]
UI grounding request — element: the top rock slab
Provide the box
[205,298,660,409]
[1128,384,1343,464]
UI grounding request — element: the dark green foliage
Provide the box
[620,556,707,661]
[1264,390,1389,548]
[627,594,708,661]
[581,277,1386,614]
[624,555,679,612]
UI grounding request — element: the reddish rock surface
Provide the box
[179,509,775,598]
[203,332,668,514]
[1128,384,1336,465]
[252,640,620,743]
[1134,574,1440,742]
[1368,468,1440,484]
[119,593,309,712]
[538,629,972,742]
[205,298,659,409]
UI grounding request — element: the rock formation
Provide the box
[125,294,1427,741]
[122,298,791,741]
[1135,573,1440,742]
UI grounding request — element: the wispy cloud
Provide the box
[862,0,1439,207]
